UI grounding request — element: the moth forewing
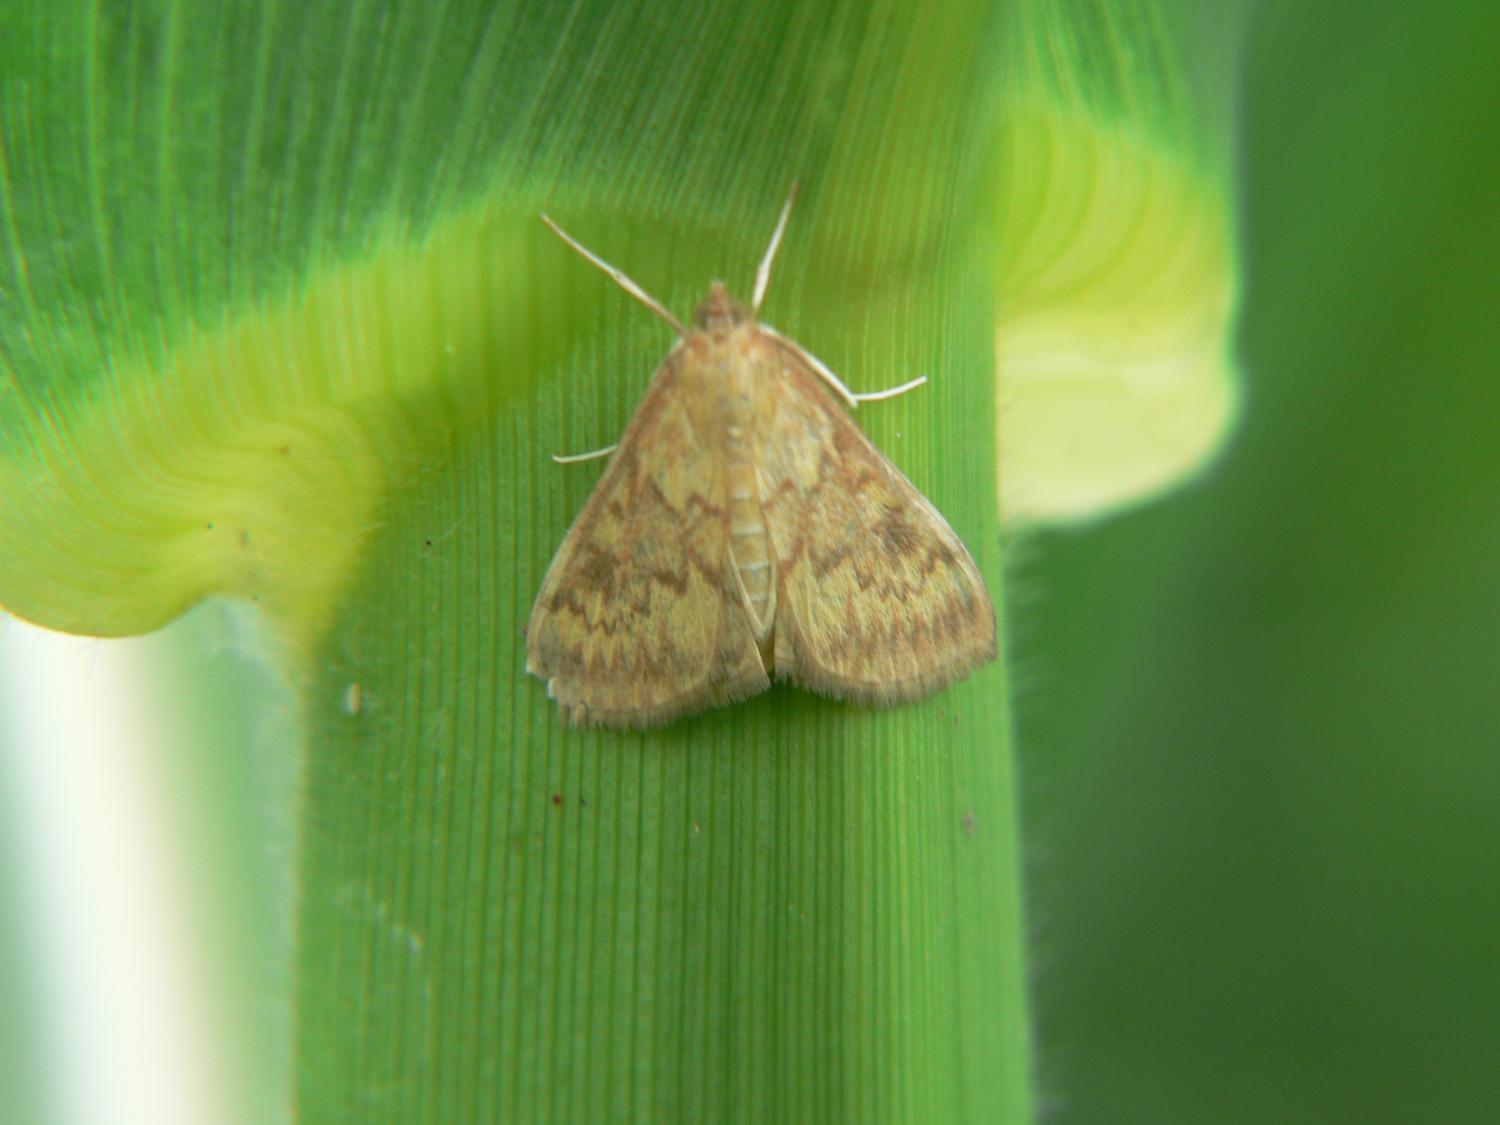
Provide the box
[524,350,769,728]
[756,345,997,704]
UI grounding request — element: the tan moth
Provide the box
[526,187,996,728]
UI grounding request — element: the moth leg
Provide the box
[550,443,618,465]
[853,374,928,404]
[758,326,860,408]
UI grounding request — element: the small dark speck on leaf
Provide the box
[551,793,563,807]
[424,538,433,548]
[278,444,292,455]
[962,810,976,837]
[205,522,215,530]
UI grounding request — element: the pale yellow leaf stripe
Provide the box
[996,106,1240,524]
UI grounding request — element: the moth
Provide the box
[526,188,996,728]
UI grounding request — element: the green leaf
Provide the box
[0,0,1247,1120]
[994,2,1245,523]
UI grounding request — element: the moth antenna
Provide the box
[853,375,928,404]
[551,442,618,465]
[752,181,799,314]
[541,214,688,336]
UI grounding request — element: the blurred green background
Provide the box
[1013,5,1500,1122]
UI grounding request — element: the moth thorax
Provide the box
[692,281,750,332]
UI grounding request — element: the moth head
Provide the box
[692,281,750,333]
